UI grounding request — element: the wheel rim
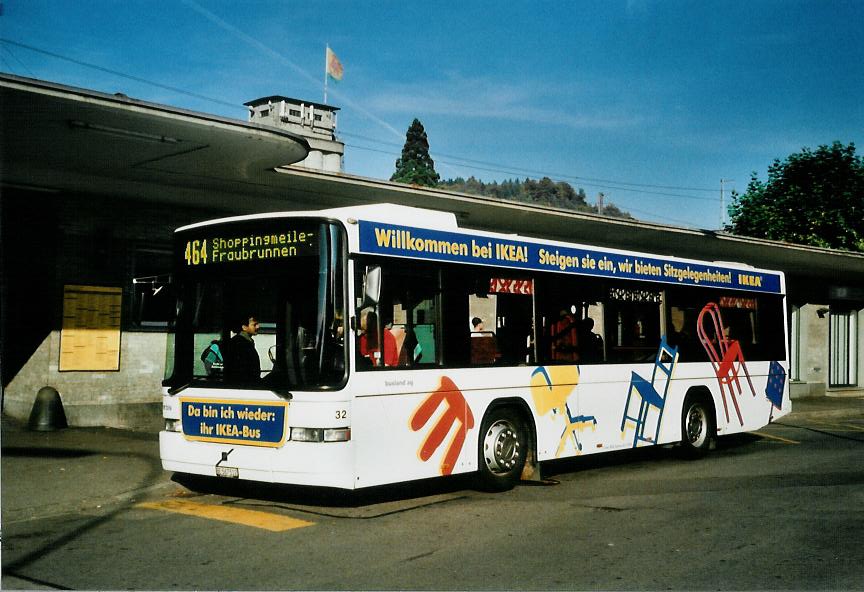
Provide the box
[483,419,521,474]
[686,404,707,447]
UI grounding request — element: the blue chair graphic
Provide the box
[765,361,786,410]
[620,336,679,448]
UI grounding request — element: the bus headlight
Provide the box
[164,419,181,433]
[290,427,351,442]
[324,428,351,442]
[290,427,323,442]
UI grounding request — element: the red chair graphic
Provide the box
[696,302,755,426]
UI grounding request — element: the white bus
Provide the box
[160,204,790,491]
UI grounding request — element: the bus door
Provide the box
[487,277,535,365]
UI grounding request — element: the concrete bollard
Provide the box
[28,386,69,431]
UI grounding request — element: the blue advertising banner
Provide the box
[181,399,287,447]
[358,221,782,294]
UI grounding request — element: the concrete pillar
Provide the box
[791,303,829,398]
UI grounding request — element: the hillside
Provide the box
[438,176,632,219]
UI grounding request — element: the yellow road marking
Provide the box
[137,500,314,531]
[752,431,800,445]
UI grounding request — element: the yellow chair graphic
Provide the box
[530,365,596,457]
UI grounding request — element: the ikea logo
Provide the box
[738,273,763,288]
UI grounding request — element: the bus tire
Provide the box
[681,393,715,458]
[476,406,529,492]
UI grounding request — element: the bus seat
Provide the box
[471,332,499,365]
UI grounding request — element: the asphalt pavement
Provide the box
[1,414,172,526]
[3,395,862,525]
[4,394,863,591]
[3,394,864,590]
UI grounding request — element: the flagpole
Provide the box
[323,44,329,104]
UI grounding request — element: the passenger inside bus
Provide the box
[667,307,700,361]
[551,309,580,362]
[392,324,422,366]
[200,340,223,377]
[358,309,398,367]
[470,316,500,365]
[577,317,604,363]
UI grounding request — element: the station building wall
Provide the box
[790,304,863,399]
[1,188,216,429]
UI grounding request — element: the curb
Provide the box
[783,397,864,422]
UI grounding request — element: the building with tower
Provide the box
[245,96,344,173]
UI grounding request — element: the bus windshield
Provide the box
[166,220,346,391]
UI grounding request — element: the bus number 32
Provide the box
[185,240,208,266]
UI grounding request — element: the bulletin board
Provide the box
[59,285,122,371]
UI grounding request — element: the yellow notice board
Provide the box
[59,285,122,371]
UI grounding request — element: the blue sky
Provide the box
[2,0,862,229]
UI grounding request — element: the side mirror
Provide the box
[131,274,174,326]
[362,265,381,308]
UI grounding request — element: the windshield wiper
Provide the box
[167,382,191,395]
[270,388,294,401]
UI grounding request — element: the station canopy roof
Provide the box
[2,73,863,306]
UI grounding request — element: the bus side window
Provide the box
[537,303,605,365]
[355,262,440,369]
[604,286,662,363]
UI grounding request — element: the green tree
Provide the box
[391,119,440,187]
[524,177,557,205]
[437,176,631,219]
[726,142,864,251]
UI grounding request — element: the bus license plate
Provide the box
[216,466,239,479]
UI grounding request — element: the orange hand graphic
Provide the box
[410,377,475,475]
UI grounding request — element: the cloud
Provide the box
[364,74,646,131]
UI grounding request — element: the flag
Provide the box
[326,46,343,81]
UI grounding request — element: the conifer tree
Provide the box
[391,119,440,187]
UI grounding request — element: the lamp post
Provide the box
[720,178,734,228]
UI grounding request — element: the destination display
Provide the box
[180,225,318,267]
[181,399,288,447]
[359,221,782,294]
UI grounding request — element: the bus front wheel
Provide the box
[681,395,715,457]
[477,407,528,492]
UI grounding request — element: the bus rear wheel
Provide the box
[681,395,715,457]
[477,407,528,492]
